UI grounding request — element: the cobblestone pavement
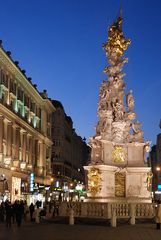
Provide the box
[0,219,161,240]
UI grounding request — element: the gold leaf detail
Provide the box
[112,146,127,163]
[87,168,101,197]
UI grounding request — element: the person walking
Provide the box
[53,201,59,217]
[35,206,41,223]
[11,201,16,224]
[23,201,28,222]
[0,202,5,223]
[29,203,35,222]
[5,201,12,228]
[15,200,24,227]
[156,200,161,229]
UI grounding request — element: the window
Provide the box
[10,81,17,95]
[1,71,6,86]
[24,94,29,107]
[47,113,51,122]
[37,108,41,118]
[53,139,60,146]
[5,75,9,88]
[17,87,23,101]
[30,101,35,113]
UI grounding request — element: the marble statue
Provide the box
[126,90,134,112]
[84,14,151,203]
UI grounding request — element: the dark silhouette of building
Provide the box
[148,130,161,200]
[51,100,90,201]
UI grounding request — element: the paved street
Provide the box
[0,218,161,240]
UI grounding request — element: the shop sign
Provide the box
[29,173,34,192]
[53,187,62,191]
[158,184,161,191]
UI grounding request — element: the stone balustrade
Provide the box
[59,201,156,227]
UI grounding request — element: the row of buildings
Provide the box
[51,100,90,201]
[0,41,90,204]
[148,125,161,201]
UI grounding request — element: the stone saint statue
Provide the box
[126,90,134,112]
[132,121,143,142]
[132,121,142,133]
[113,101,124,121]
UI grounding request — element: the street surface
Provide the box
[0,218,161,240]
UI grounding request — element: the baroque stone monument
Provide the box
[84,15,152,203]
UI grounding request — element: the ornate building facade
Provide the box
[0,41,55,203]
[51,100,90,201]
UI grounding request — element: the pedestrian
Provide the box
[5,201,12,228]
[15,200,24,227]
[23,201,28,222]
[53,201,59,217]
[156,200,161,229]
[11,201,16,223]
[35,206,41,223]
[29,203,35,222]
[0,202,5,223]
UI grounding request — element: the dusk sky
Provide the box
[0,0,161,146]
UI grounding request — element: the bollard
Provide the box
[69,208,74,225]
[111,205,117,227]
[130,203,136,225]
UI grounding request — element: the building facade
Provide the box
[148,132,161,200]
[51,100,90,201]
[0,41,55,203]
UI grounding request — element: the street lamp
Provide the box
[156,167,161,172]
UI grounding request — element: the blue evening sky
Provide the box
[0,0,161,146]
